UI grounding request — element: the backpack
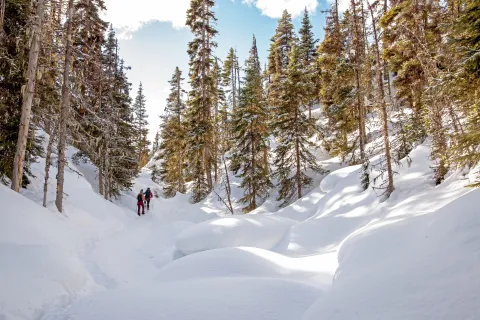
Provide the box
[145,190,151,199]
[137,194,142,202]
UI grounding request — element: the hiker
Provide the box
[137,189,145,216]
[144,187,152,210]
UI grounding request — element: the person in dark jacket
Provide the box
[137,189,145,216]
[144,188,152,210]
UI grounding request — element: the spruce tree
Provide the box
[0,0,42,187]
[133,83,150,168]
[272,45,325,207]
[185,0,218,202]
[298,7,318,120]
[222,48,240,113]
[267,10,298,135]
[317,6,357,162]
[233,35,272,212]
[157,67,187,197]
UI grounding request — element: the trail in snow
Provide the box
[2,135,480,320]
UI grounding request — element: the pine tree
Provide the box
[232,35,272,212]
[449,0,480,186]
[0,0,42,188]
[272,45,326,207]
[298,7,318,120]
[151,130,160,156]
[367,0,394,197]
[267,10,298,134]
[11,0,46,192]
[381,0,448,184]
[185,0,218,202]
[133,83,150,168]
[222,48,240,113]
[317,6,358,162]
[157,67,187,197]
[56,0,76,212]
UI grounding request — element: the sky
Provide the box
[103,0,341,142]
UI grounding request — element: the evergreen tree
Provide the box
[272,45,326,207]
[317,6,358,162]
[222,48,241,113]
[151,130,160,156]
[267,10,298,134]
[133,83,150,168]
[185,0,218,202]
[0,0,42,187]
[298,7,318,120]
[449,0,480,186]
[157,67,187,197]
[232,35,272,212]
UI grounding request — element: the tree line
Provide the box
[0,0,149,212]
[154,0,480,212]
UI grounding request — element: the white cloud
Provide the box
[242,0,319,18]
[103,0,190,38]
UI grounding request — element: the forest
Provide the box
[1,0,479,213]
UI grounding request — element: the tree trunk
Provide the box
[295,109,302,200]
[251,125,256,210]
[351,0,366,161]
[43,122,57,207]
[369,1,394,196]
[0,0,5,34]
[104,142,110,200]
[11,0,46,192]
[222,154,233,214]
[99,159,103,195]
[55,0,74,213]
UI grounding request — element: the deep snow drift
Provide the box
[1,134,480,319]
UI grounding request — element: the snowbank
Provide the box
[0,186,97,320]
[155,246,337,288]
[175,215,296,255]
[303,189,480,320]
[62,278,322,320]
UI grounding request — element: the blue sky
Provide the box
[104,0,336,141]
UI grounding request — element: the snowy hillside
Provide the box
[1,135,480,320]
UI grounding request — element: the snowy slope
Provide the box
[2,127,480,320]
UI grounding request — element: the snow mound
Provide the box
[63,278,322,320]
[0,185,97,320]
[303,189,480,320]
[155,246,337,288]
[175,215,296,255]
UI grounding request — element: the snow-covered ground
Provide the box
[1,129,480,319]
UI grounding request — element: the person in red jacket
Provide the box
[137,190,145,216]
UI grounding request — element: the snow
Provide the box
[175,215,296,255]
[155,247,337,288]
[303,189,480,320]
[62,278,322,320]
[2,130,480,320]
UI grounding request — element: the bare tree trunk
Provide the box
[351,0,366,161]
[0,0,5,34]
[98,159,103,195]
[104,142,110,200]
[55,0,74,213]
[295,108,302,200]
[232,58,236,112]
[235,51,241,96]
[263,146,269,176]
[200,0,213,190]
[43,122,57,207]
[369,1,394,196]
[251,126,256,210]
[11,0,46,192]
[222,154,233,214]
